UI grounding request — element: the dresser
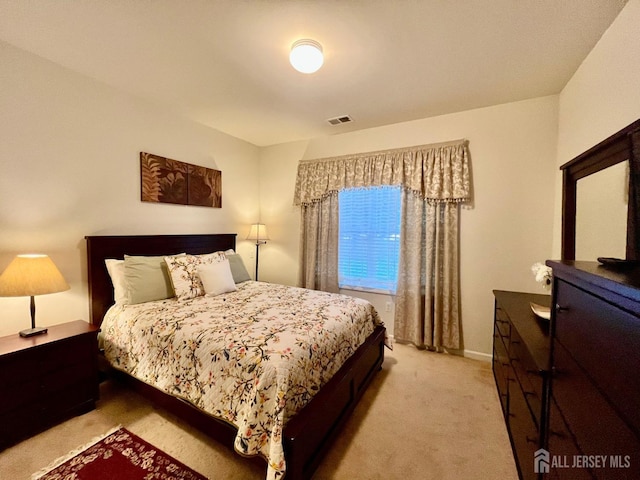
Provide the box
[547,261,640,480]
[0,320,100,450]
[493,290,552,480]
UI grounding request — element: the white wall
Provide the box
[6,0,636,352]
[259,96,559,358]
[553,0,640,256]
[0,41,261,337]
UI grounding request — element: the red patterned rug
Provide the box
[32,427,208,480]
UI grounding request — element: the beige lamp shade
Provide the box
[247,224,270,243]
[0,254,70,297]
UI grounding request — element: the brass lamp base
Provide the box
[19,326,48,338]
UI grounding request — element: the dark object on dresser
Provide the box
[0,320,100,450]
[547,261,640,480]
[493,290,551,480]
[85,233,386,480]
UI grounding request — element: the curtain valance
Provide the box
[293,140,471,206]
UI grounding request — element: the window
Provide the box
[338,186,401,292]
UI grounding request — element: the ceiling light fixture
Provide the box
[289,39,324,74]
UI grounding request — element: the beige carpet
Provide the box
[0,344,518,480]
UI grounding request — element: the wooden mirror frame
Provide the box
[561,118,640,260]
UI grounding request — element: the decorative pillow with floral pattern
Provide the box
[164,251,226,300]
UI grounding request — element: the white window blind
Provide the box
[338,186,401,292]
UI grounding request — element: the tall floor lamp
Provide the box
[247,224,269,281]
[0,254,70,337]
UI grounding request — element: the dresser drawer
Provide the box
[508,378,539,480]
[510,329,545,428]
[555,279,640,434]
[547,397,592,480]
[552,341,640,477]
[493,330,510,415]
[495,305,512,339]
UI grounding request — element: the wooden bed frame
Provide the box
[85,233,386,480]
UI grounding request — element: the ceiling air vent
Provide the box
[327,115,353,126]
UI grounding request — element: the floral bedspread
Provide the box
[101,281,382,480]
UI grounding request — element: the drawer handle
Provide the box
[526,436,538,444]
[555,304,569,313]
[524,391,537,398]
[549,429,566,439]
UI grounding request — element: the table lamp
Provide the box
[0,254,70,337]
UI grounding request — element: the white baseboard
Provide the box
[387,336,492,362]
[463,349,492,362]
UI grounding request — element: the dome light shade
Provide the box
[289,39,324,74]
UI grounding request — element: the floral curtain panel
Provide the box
[294,140,471,351]
[394,194,461,349]
[298,192,340,293]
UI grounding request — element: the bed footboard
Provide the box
[283,324,386,480]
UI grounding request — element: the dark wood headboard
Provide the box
[85,234,237,326]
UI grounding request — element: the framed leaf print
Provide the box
[140,152,222,208]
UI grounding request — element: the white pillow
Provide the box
[105,259,128,305]
[198,259,237,297]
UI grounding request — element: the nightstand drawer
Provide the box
[0,379,41,412]
[36,335,94,374]
[0,359,96,413]
[0,403,40,449]
[0,353,40,388]
[41,359,96,393]
[42,379,97,419]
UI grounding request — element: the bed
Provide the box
[85,233,386,480]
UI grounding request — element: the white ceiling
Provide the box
[0,0,628,147]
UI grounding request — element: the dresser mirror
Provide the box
[575,160,628,260]
[560,118,640,261]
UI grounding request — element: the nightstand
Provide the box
[0,320,100,450]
